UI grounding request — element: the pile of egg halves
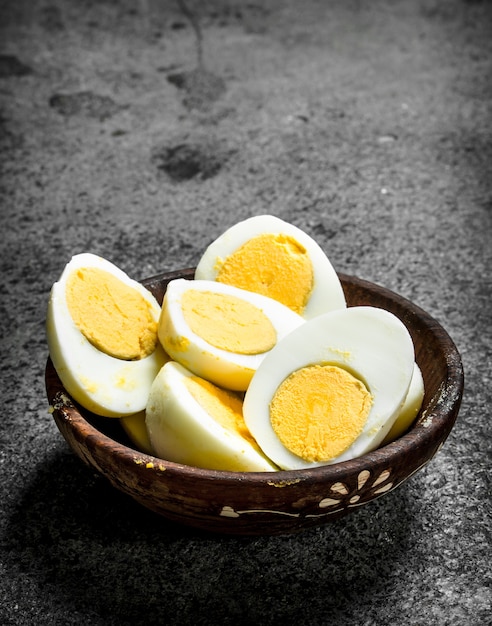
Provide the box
[46,215,424,472]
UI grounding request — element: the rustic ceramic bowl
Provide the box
[45,268,463,536]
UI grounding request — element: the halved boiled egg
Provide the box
[46,252,168,417]
[194,214,346,319]
[243,306,416,470]
[146,361,278,471]
[158,278,305,391]
[120,411,155,455]
[382,363,425,444]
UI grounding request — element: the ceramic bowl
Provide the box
[45,268,463,536]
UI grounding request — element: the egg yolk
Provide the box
[181,289,277,354]
[184,375,260,449]
[66,267,158,360]
[269,364,373,462]
[214,233,314,315]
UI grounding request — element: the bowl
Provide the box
[45,268,464,536]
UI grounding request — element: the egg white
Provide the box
[46,252,168,417]
[158,278,305,391]
[146,361,278,472]
[243,306,416,470]
[120,411,155,455]
[382,362,425,444]
[194,214,346,319]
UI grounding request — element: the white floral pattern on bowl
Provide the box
[219,455,440,521]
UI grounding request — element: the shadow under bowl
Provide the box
[45,268,464,536]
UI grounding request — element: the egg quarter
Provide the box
[243,306,416,470]
[145,361,278,472]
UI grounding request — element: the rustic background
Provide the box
[1,1,491,624]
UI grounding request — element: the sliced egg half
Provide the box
[158,278,305,391]
[194,214,346,319]
[46,252,168,417]
[382,363,425,444]
[120,411,155,455]
[146,361,278,472]
[243,306,416,470]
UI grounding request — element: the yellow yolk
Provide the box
[214,233,314,315]
[181,289,277,355]
[269,365,373,462]
[66,267,158,360]
[184,376,260,450]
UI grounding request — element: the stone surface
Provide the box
[0,0,491,624]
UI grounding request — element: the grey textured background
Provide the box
[1,1,491,624]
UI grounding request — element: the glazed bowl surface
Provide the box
[45,268,463,535]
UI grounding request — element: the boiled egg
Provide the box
[243,306,416,470]
[146,361,278,471]
[120,411,155,455]
[194,214,346,319]
[158,278,305,391]
[46,252,168,417]
[382,362,425,444]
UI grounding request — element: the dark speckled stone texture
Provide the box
[1,0,491,624]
